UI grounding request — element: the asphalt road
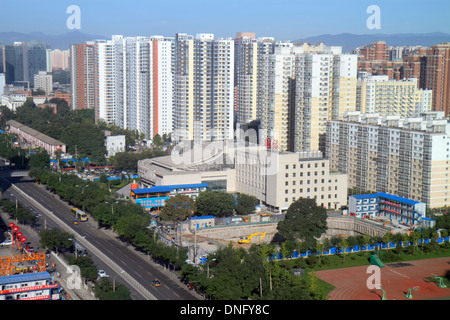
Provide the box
[0,172,200,301]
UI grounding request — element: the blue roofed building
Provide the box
[0,271,60,300]
[348,192,428,227]
[130,183,208,214]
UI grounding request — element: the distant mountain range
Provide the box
[0,31,107,49]
[1,31,450,52]
[295,32,450,52]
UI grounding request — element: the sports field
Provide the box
[315,257,450,300]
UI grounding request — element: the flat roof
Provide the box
[351,192,421,205]
[190,215,215,220]
[0,271,52,285]
[132,183,208,194]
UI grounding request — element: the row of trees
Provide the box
[180,244,327,300]
[29,157,188,271]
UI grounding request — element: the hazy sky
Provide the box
[1,0,450,40]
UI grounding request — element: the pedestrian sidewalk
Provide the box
[48,251,97,300]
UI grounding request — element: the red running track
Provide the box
[315,257,450,300]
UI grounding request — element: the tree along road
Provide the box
[0,174,200,300]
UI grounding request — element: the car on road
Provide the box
[73,219,79,225]
[97,270,109,279]
[152,279,161,287]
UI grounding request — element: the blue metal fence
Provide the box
[267,236,450,261]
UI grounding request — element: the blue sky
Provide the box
[1,0,450,40]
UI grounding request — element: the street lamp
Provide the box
[206,258,217,279]
[113,270,125,291]
[105,201,119,215]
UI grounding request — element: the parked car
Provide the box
[97,270,109,279]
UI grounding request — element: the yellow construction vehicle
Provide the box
[238,232,266,244]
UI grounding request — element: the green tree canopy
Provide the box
[160,194,196,222]
[39,228,74,253]
[277,197,327,249]
[195,190,235,217]
[235,193,259,216]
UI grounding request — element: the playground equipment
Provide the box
[370,251,384,268]
[375,285,387,300]
[238,232,266,244]
[431,274,447,288]
[404,286,420,299]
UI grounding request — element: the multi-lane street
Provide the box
[0,171,200,300]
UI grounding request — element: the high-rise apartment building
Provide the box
[173,33,234,143]
[96,37,117,124]
[424,43,450,115]
[71,36,174,139]
[50,49,70,70]
[70,42,97,110]
[326,111,450,208]
[356,73,432,117]
[257,43,358,153]
[234,33,275,125]
[257,42,295,152]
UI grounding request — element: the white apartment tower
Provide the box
[257,42,295,152]
[256,43,358,153]
[293,48,357,152]
[234,33,275,125]
[173,33,234,143]
[93,35,174,139]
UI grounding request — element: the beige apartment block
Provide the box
[356,73,432,117]
[326,111,450,208]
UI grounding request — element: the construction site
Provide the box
[170,211,398,263]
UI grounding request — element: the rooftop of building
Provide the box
[334,111,450,134]
[350,192,423,206]
[6,119,66,146]
[0,271,52,286]
[131,183,209,194]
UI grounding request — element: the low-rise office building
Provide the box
[138,142,348,213]
[130,183,208,213]
[0,272,60,300]
[348,192,427,226]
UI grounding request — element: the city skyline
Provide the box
[1,1,450,42]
